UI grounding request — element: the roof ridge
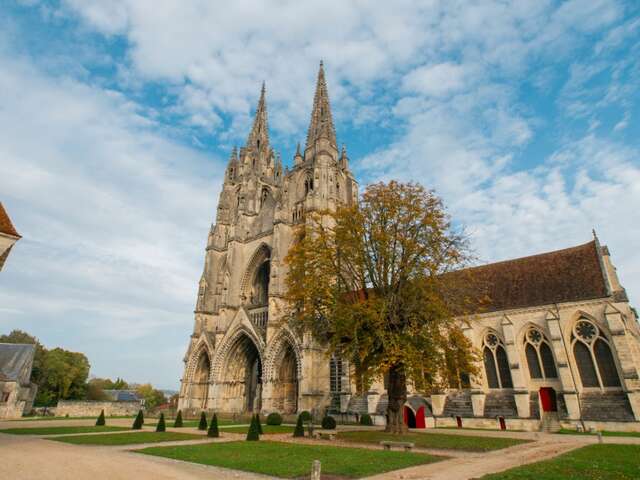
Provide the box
[0,202,21,238]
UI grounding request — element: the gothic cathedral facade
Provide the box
[179,64,640,432]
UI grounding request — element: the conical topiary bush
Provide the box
[156,413,166,432]
[173,410,183,428]
[293,413,305,437]
[198,411,208,431]
[208,413,220,438]
[95,409,105,426]
[246,414,260,441]
[132,410,144,430]
[256,413,263,434]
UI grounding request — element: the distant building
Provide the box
[103,389,141,402]
[0,343,38,419]
[0,202,21,272]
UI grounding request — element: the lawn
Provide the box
[338,430,529,452]
[219,425,294,435]
[7,415,134,422]
[0,426,129,435]
[138,440,443,478]
[50,431,204,445]
[480,444,640,479]
[144,418,245,428]
[557,428,640,438]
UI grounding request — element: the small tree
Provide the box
[255,413,263,434]
[299,410,312,422]
[246,414,260,441]
[266,412,283,425]
[321,415,336,429]
[132,410,144,430]
[293,414,305,437]
[198,411,208,431]
[208,413,219,438]
[95,409,105,426]
[156,413,166,432]
[173,410,183,428]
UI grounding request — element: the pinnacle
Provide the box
[246,83,269,150]
[305,61,337,149]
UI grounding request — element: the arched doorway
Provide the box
[192,351,211,409]
[221,334,262,412]
[251,260,270,306]
[403,406,416,428]
[273,343,299,414]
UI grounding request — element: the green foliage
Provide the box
[86,377,129,400]
[95,409,105,426]
[198,411,207,430]
[298,410,312,422]
[155,413,166,432]
[266,412,283,425]
[132,410,144,429]
[173,410,183,428]
[135,384,166,410]
[322,416,337,429]
[246,414,260,441]
[255,413,263,434]
[1,426,128,435]
[53,431,201,446]
[359,414,373,426]
[293,414,305,437]
[207,413,219,438]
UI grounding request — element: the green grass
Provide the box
[0,426,129,435]
[50,431,204,445]
[138,440,443,478]
[557,428,640,438]
[220,425,294,435]
[8,415,134,422]
[481,444,640,479]
[339,430,529,452]
[144,419,244,428]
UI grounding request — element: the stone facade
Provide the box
[178,65,640,431]
[0,344,38,419]
[55,400,141,417]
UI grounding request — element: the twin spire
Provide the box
[245,62,337,154]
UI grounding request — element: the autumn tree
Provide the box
[284,181,478,434]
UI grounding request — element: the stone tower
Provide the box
[179,63,358,415]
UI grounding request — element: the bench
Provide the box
[312,429,337,440]
[380,441,415,452]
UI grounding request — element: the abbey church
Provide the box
[178,64,640,432]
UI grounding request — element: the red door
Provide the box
[415,406,426,429]
[539,387,557,412]
[403,406,416,428]
[499,417,506,430]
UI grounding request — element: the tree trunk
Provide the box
[385,363,408,434]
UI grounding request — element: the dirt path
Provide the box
[0,433,274,480]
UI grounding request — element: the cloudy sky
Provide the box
[1,0,639,389]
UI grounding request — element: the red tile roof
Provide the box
[0,203,20,238]
[454,240,609,314]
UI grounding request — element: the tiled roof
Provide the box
[0,202,20,238]
[454,240,609,314]
[0,343,35,384]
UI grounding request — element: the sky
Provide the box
[0,0,639,390]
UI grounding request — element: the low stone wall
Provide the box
[55,400,141,417]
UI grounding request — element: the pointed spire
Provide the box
[246,82,269,150]
[305,61,337,150]
[339,143,349,169]
[294,142,303,165]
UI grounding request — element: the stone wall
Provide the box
[55,400,141,417]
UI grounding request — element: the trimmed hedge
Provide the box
[321,416,336,429]
[299,410,312,422]
[95,410,105,426]
[198,412,208,431]
[173,410,183,428]
[132,410,144,430]
[256,414,263,435]
[246,415,260,441]
[156,413,166,432]
[359,413,373,426]
[207,413,219,438]
[293,414,305,437]
[266,412,283,426]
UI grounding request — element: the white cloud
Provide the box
[402,63,471,97]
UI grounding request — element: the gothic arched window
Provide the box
[523,327,558,380]
[572,319,621,388]
[483,332,513,389]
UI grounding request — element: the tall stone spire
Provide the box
[246,82,269,150]
[305,61,337,150]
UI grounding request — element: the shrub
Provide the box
[198,411,208,431]
[321,415,336,429]
[156,413,166,432]
[246,414,260,441]
[255,413,263,434]
[293,414,305,438]
[299,410,312,422]
[208,412,220,438]
[95,409,105,426]
[359,413,373,426]
[132,410,144,430]
[173,410,183,428]
[266,412,282,426]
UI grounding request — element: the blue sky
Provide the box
[0,0,639,389]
